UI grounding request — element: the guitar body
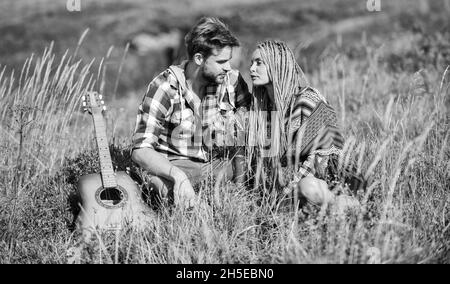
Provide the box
[77,171,153,238]
[78,92,155,241]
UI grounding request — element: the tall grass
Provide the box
[0,33,101,262]
[0,33,449,263]
[0,37,98,196]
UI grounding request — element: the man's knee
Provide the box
[148,175,173,198]
[131,148,145,167]
[298,176,334,206]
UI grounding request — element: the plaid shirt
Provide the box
[132,61,250,162]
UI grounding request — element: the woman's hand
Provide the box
[299,176,334,206]
[285,176,334,206]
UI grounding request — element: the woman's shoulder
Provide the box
[294,86,327,103]
[291,86,327,112]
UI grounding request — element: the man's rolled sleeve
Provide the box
[132,81,172,150]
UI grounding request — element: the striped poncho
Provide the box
[282,86,344,182]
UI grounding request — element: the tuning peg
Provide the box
[82,102,86,106]
[99,95,103,100]
[101,100,105,105]
[82,95,86,101]
[103,106,107,111]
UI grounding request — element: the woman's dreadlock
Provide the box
[247,40,309,189]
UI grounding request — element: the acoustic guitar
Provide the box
[77,91,153,240]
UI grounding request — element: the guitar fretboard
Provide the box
[92,113,117,188]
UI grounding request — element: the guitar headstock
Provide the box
[82,91,106,115]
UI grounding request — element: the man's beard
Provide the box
[202,67,225,84]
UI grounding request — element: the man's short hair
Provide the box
[185,17,240,59]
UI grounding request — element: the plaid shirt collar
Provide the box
[170,61,199,114]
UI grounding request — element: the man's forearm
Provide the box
[131,148,186,182]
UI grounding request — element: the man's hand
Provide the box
[172,171,197,209]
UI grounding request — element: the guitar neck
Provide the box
[92,113,117,188]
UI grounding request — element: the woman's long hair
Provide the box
[247,40,308,190]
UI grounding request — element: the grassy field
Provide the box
[0,0,449,263]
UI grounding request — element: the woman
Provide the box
[247,40,346,207]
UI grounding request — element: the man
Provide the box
[131,17,250,208]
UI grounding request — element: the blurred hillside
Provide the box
[0,0,449,99]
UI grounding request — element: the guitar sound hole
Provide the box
[99,187,124,206]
